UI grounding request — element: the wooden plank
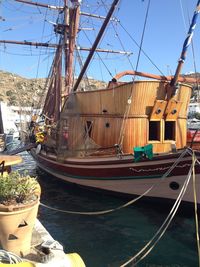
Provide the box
[150,100,167,121]
[165,99,183,121]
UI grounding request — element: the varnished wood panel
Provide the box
[174,84,192,117]
[75,81,167,115]
[150,100,167,121]
[176,118,187,148]
[165,100,183,121]
[64,81,191,154]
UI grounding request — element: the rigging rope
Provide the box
[75,45,91,90]
[35,8,48,79]
[120,161,193,267]
[0,250,23,263]
[192,152,200,267]
[100,0,135,71]
[118,21,166,77]
[88,2,105,83]
[118,0,151,147]
[82,30,113,78]
[3,0,42,14]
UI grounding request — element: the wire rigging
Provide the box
[118,0,151,148]
[82,29,113,78]
[88,2,104,83]
[192,152,200,267]
[118,21,165,77]
[100,0,135,71]
[120,164,193,266]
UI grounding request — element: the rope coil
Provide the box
[0,250,23,263]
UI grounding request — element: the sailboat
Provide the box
[2,0,200,204]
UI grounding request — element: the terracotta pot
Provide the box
[0,198,40,256]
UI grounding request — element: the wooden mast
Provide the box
[64,0,81,96]
[0,40,132,55]
[15,0,62,9]
[63,0,69,96]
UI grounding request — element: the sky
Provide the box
[0,0,200,82]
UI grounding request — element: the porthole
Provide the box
[169,181,180,190]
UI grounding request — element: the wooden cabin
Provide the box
[61,80,192,155]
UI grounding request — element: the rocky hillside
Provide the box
[0,70,107,107]
[0,71,46,106]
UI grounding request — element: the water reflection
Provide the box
[10,148,198,267]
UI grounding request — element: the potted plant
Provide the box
[0,171,40,256]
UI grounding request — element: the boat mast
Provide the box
[63,0,69,95]
[72,0,121,92]
[15,0,63,10]
[170,0,200,94]
[64,0,81,96]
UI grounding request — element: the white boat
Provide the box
[187,118,200,130]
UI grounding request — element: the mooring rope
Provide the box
[40,149,189,216]
[192,152,200,267]
[120,162,193,267]
[118,0,151,148]
[40,186,151,215]
[0,250,23,263]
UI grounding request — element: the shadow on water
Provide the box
[12,150,199,267]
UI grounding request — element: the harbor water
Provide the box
[13,150,198,267]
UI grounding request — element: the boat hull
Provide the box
[30,149,200,204]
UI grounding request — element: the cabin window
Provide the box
[164,121,175,140]
[149,121,160,141]
[85,121,93,137]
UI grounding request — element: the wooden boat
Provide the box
[31,77,200,204]
[2,0,200,204]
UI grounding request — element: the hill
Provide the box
[0,70,107,107]
[0,71,46,106]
